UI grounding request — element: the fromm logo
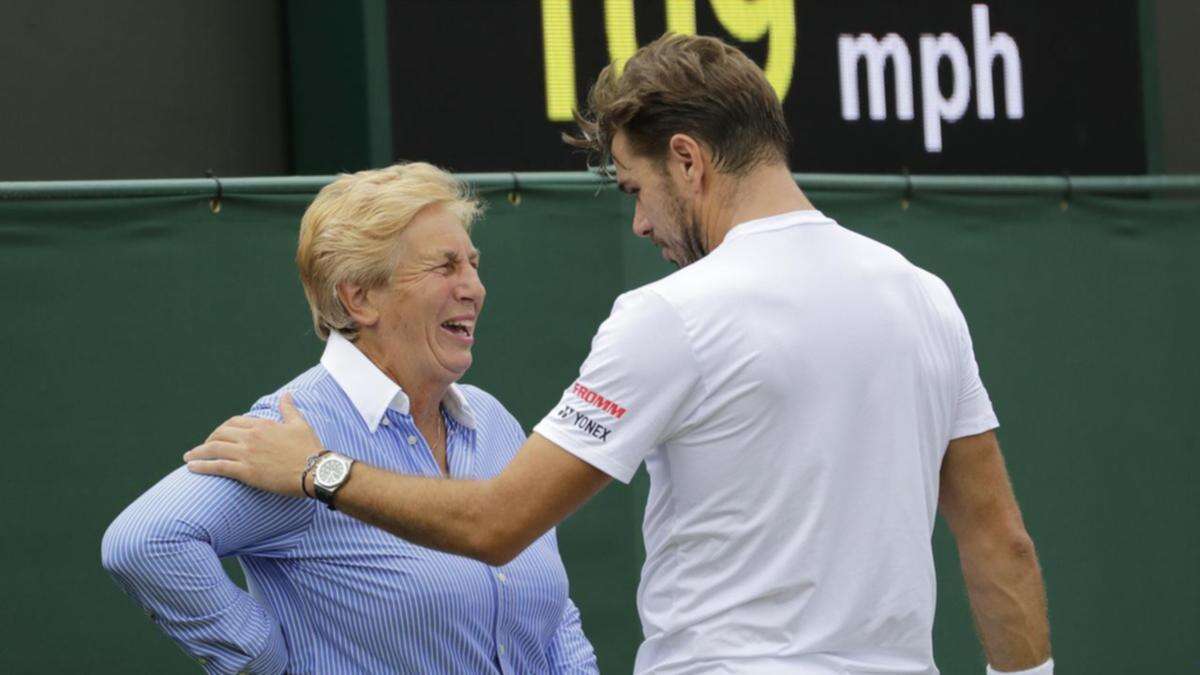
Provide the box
[571,382,628,419]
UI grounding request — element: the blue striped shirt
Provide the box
[101,332,598,674]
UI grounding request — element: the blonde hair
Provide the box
[296,162,481,340]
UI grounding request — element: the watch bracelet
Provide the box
[300,451,329,499]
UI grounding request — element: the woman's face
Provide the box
[368,203,485,385]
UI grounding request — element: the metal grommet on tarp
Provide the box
[901,167,914,210]
[205,169,223,214]
[507,172,522,206]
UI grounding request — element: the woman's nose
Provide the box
[457,266,486,306]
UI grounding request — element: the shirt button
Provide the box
[498,645,506,655]
[196,657,208,665]
[495,572,506,583]
[407,435,418,445]
[381,418,390,427]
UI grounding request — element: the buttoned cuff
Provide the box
[987,658,1053,675]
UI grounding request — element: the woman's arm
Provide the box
[545,596,599,674]
[101,463,311,674]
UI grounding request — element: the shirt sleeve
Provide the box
[100,397,317,675]
[533,288,705,483]
[545,596,599,674]
[948,294,1000,440]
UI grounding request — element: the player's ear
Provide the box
[667,133,706,193]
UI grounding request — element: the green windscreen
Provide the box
[1,182,1196,673]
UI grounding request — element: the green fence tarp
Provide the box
[1,179,1197,673]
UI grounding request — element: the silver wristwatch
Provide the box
[311,452,355,510]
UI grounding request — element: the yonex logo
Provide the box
[571,382,628,419]
[555,404,612,442]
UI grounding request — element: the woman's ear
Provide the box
[336,282,381,328]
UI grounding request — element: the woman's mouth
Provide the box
[440,319,475,344]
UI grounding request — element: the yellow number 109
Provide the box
[542,0,796,122]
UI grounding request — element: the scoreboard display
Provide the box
[383,1,1147,174]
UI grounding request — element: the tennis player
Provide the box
[188,35,1053,674]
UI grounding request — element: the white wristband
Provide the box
[987,658,1053,675]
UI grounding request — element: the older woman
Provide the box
[101,163,598,674]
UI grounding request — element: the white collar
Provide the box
[723,209,830,244]
[320,331,477,433]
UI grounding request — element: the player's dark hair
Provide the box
[565,33,791,176]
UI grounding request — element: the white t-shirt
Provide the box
[534,210,998,675]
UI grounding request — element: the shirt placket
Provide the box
[446,423,511,671]
[380,410,444,477]
[491,564,515,675]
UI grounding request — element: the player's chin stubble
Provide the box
[663,183,706,268]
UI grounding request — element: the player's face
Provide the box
[370,203,485,384]
[612,131,707,268]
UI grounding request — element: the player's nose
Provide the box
[632,203,653,238]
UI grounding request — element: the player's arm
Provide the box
[185,401,610,565]
[317,431,612,565]
[185,289,685,565]
[939,430,1052,673]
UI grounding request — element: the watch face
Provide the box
[315,457,348,486]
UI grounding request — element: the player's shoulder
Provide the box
[599,282,693,349]
[910,265,960,311]
[617,257,720,320]
[827,224,955,301]
[651,247,730,294]
[906,264,971,339]
[912,265,953,295]
[826,221,923,272]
